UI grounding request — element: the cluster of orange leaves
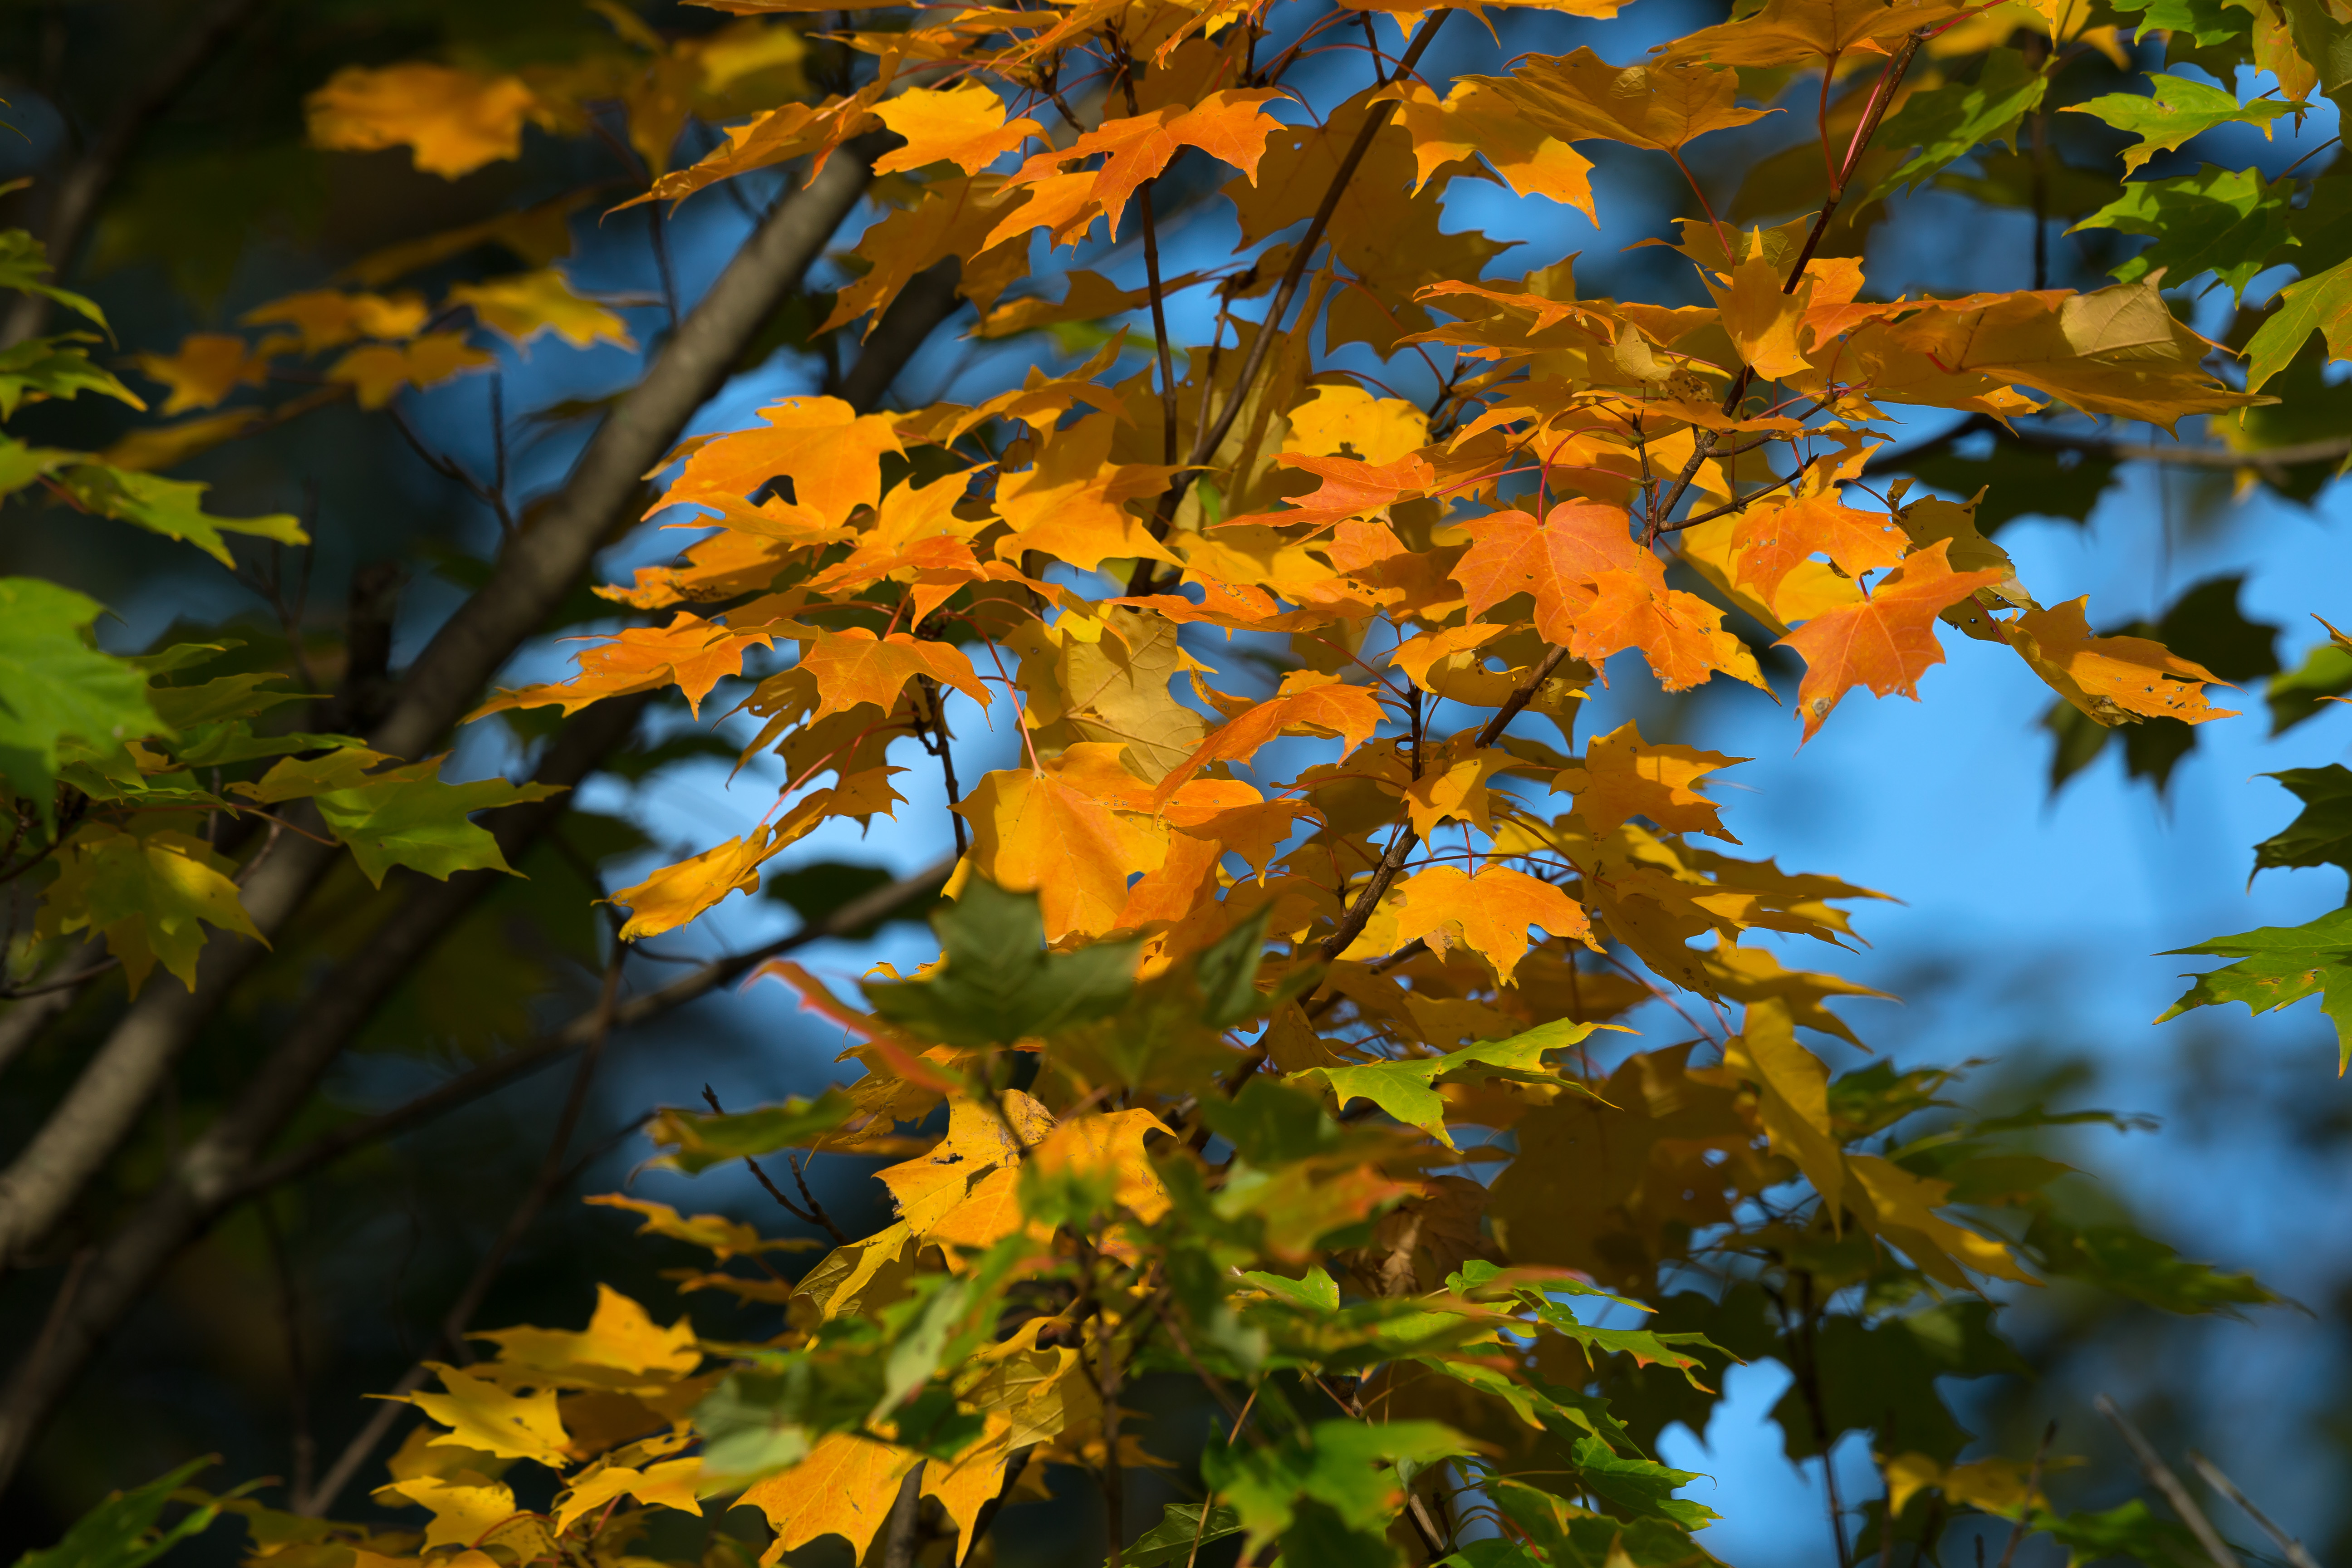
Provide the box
[195,0,2281,1560]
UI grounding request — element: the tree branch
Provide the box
[0,137,884,1281]
[0,0,266,348]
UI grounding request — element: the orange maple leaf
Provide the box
[1344,864,1591,984]
[799,630,992,725]
[1455,504,1762,692]
[1777,540,2012,738]
[1002,91,1283,243]
[654,396,905,534]
[1153,676,1388,801]
[1225,451,1437,534]
[2001,598,2236,725]
[471,611,779,720]
[957,762,1165,941]
[873,81,1044,176]
[1730,490,1908,605]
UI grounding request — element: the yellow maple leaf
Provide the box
[1560,720,1746,843]
[326,332,495,409]
[1722,997,1846,1226]
[552,1457,702,1529]
[307,63,540,178]
[406,1364,572,1464]
[449,270,635,351]
[1283,384,1432,466]
[131,333,293,415]
[1848,1153,2037,1286]
[242,289,429,353]
[738,1433,919,1563]
[874,80,1044,176]
[1343,863,1590,984]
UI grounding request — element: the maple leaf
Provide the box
[994,414,1183,572]
[474,612,781,720]
[0,578,160,809]
[1777,540,2013,738]
[448,270,635,351]
[39,824,264,996]
[2064,74,2305,176]
[1562,720,1746,842]
[1471,49,1774,154]
[237,749,564,887]
[406,1364,571,1463]
[2002,598,2235,726]
[739,1433,920,1561]
[1840,280,2262,427]
[1708,252,1814,381]
[1730,489,1909,606]
[1848,1154,2037,1286]
[241,289,428,353]
[1379,79,1596,217]
[306,64,540,178]
[131,333,287,415]
[554,1459,703,1530]
[957,760,1164,941]
[2159,906,2352,1070]
[1153,675,1387,799]
[874,81,1044,176]
[2244,255,2352,393]
[326,332,496,409]
[656,395,905,534]
[1655,0,1968,66]
[1283,385,1431,467]
[1724,997,1846,1225]
[1226,451,1436,534]
[1343,863,1590,984]
[1001,91,1283,243]
[799,630,991,725]
[1453,503,1765,692]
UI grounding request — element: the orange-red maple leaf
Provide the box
[1777,540,2012,738]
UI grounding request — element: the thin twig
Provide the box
[1655,456,1816,534]
[700,1083,849,1244]
[2095,1395,2242,1568]
[1994,1421,2058,1568]
[2186,1451,2322,1568]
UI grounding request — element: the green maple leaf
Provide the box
[44,823,265,995]
[2064,75,2305,177]
[0,336,144,417]
[2268,636,2352,735]
[2157,905,2352,1069]
[862,877,1137,1049]
[0,578,162,816]
[2244,254,2352,392]
[2073,165,2299,300]
[647,1088,858,1175]
[1867,48,2048,203]
[2253,764,2352,882]
[0,229,108,330]
[53,463,307,567]
[241,747,563,886]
